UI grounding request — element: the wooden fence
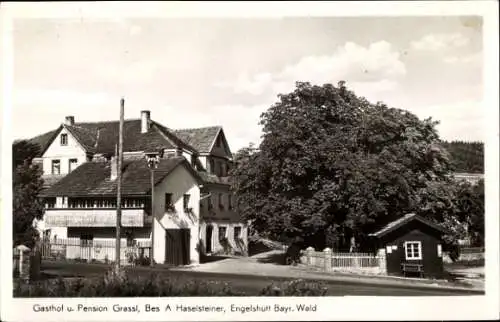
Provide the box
[300,247,386,274]
[40,238,151,265]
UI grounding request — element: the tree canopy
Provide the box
[441,141,484,173]
[232,81,467,251]
[13,140,45,248]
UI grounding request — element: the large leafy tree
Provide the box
[232,81,455,251]
[13,140,45,248]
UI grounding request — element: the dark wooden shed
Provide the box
[369,213,448,279]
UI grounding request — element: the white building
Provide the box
[31,111,248,265]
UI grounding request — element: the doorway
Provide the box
[164,228,191,266]
[206,225,213,254]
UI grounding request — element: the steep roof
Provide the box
[67,119,177,155]
[369,213,447,238]
[28,128,61,157]
[39,157,201,197]
[173,126,222,153]
[27,120,224,157]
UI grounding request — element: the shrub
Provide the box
[260,280,328,296]
[13,269,328,297]
[134,256,151,266]
[14,269,246,297]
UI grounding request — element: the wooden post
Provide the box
[306,247,314,266]
[377,248,387,275]
[115,98,124,269]
[150,168,155,266]
[323,248,332,271]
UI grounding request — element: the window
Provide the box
[183,194,191,211]
[80,234,93,247]
[234,226,242,240]
[404,241,422,260]
[165,193,174,212]
[228,194,233,210]
[125,232,136,247]
[209,159,215,174]
[45,198,56,209]
[218,226,227,241]
[60,133,68,146]
[208,196,213,211]
[51,160,61,175]
[218,193,224,210]
[69,158,78,172]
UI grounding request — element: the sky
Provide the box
[12,16,483,152]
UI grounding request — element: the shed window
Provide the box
[404,241,422,260]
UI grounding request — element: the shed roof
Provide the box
[369,213,447,238]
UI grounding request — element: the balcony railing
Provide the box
[44,208,151,227]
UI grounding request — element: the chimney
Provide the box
[65,116,75,126]
[110,155,118,180]
[141,110,150,133]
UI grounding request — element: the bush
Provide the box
[134,256,151,266]
[260,280,328,296]
[13,269,246,297]
[13,269,329,297]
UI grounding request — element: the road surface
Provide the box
[38,261,483,296]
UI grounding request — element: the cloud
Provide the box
[443,52,482,64]
[156,103,268,152]
[214,40,406,102]
[410,100,484,142]
[410,33,470,51]
[109,18,142,36]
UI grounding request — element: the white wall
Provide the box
[152,164,201,264]
[42,127,87,176]
[199,220,248,255]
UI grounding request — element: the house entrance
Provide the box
[164,228,190,266]
[206,225,213,254]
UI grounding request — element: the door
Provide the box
[165,229,190,266]
[206,225,213,253]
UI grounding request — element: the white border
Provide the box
[1,1,499,321]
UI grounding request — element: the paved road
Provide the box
[40,261,482,296]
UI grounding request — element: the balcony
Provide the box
[44,208,152,228]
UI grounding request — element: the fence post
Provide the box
[15,245,31,282]
[323,248,332,271]
[376,248,387,275]
[306,247,314,266]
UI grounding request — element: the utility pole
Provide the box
[115,97,124,269]
[145,152,160,266]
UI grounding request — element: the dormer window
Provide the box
[60,134,68,146]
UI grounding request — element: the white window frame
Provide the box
[404,241,422,260]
